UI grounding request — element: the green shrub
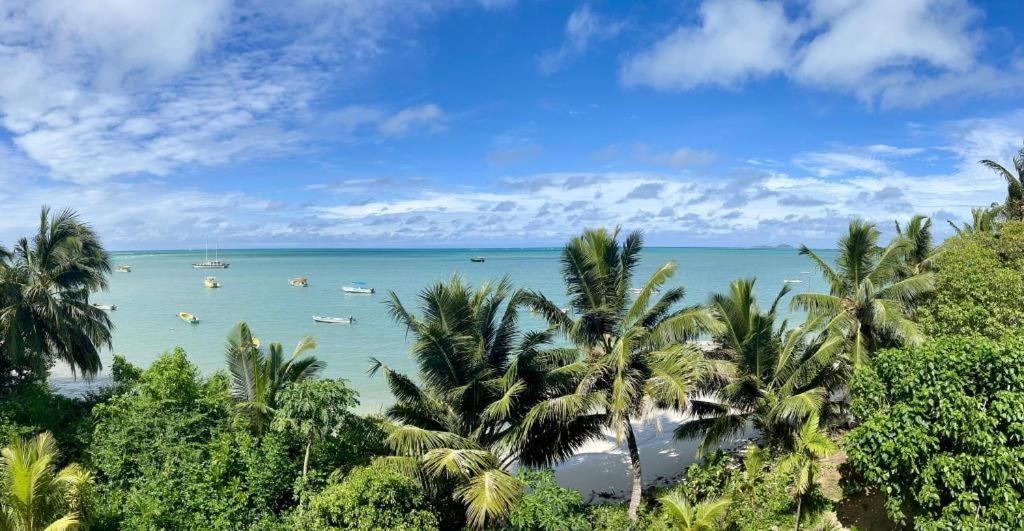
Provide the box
[294,463,440,530]
[920,222,1024,339]
[845,337,1024,527]
[89,348,299,529]
[507,469,589,531]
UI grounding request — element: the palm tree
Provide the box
[0,207,112,385]
[370,276,604,528]
[523,228,717,521]
[792,220,933,368]
[981,143,1024,221]
[273,379,358,477]
[0,432,92,531]
[778,414,837,531]
[894,215,937,277]
[659,492,731,531]
[676,279,846,453]
[947,206,1000,237]
[225,322,325,432]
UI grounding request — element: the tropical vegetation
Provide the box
[2,150,1024,531]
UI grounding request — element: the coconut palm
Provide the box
[0,207,112,386]
[523,228,718,521]
[792,220,933,368]
[947,206,1000,237]
[370,276,604,528]
[0,431,92,531]
[778,414,837,531]
[225,322,325,432]
[676,279,846,453]
[894,215,937,277]
[981,144,1024,221]
[659,492,731,531]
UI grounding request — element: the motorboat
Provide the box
[179,312,199,324]
[115,265,132,273]
[470,256,485,263]
[204,277,221,288]
[91,303,116,311]
[629,287,661,296]
[342,281,374,294]
[313,315,354,324]
[783,279,803,284]
[289,277,308,287]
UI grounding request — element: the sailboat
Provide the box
[192,241,230,269]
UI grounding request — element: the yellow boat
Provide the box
[179,312,199,324]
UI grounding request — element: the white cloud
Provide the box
[1,112,1018,247]
[377,104,446,137]
[622,0,1021,106]
[0,0,443,183]
[539,5,623,73]
[621,0,798,90]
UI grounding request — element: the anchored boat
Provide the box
[289,277,308,287]
[192,241,229,269]
[179,312,199,324]
[470,256,485,263]
[313,315,354,324]
[342,281,374,294]
[204,277,221,288]
[92,303,116,311]
[115,265,132,273]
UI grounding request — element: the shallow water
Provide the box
[52,247,834,412]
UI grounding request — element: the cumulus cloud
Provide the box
[621,0,1021,107]
[621,0,798,90]
[377,104,447,137]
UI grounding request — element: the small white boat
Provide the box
[289,277,308,287]
[115,265,132,273]
[783,279,803,284]
[92,303,116,311]
[342,282,374,294]
[179,312,199,324]
[204,276,221,288]
[313,315,354,324]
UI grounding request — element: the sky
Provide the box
[0,0,1022,250]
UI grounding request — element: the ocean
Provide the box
[52,247,835,412]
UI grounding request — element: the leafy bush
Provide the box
[0,382,95,463]
[89,348,300,529]
[507,469,589,531]
[920,222,1024,339]
[845,337,1024,527]
[294,463,440,530]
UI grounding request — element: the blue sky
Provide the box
[0,0,1022,249]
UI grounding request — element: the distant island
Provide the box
[751,243,795,249]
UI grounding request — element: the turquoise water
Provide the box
[53,248,834,412]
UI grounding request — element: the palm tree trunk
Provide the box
[793,494,802,531]
[302,437,313,477]
[625,421,643,521]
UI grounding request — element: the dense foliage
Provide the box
[845,337,1024,527]
[293,463,440,531]
[920,221,1024,339]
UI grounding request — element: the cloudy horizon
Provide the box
[1,0,1022,250]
